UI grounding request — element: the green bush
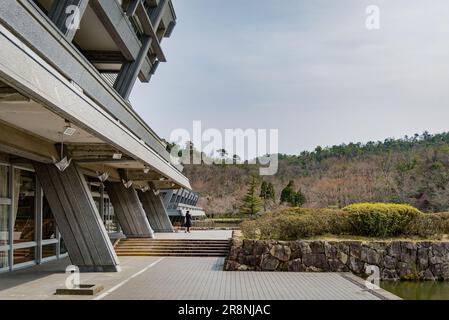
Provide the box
[343,203,421,237]
[240,208,351,240]
[240,204,449,240]
[405,212,449,237]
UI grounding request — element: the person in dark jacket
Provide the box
[184,210,192,233]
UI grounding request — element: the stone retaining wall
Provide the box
[224,239,449,280]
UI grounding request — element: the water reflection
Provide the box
[381,281,449,300]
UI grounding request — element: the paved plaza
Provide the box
[0,255,398,300]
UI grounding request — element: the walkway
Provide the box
[0,256,398,300]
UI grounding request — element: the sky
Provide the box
[130,0,449,156]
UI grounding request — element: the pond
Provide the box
[380,281,449,300]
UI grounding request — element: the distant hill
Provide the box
[182,132,449,214]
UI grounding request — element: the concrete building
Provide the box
[0,0,189,273]
[161,188,206,224]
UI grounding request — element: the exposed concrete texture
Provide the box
[0,0,173,164]
[0,21,190,189]
[105,182,154,238]
[138,189,174,233]
[48,0,89,41]
[34,162,120,272]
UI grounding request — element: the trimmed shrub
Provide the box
[406,212,449,237]
[240,208,351,240]
[240,204,449,240]
[343,203,421,237]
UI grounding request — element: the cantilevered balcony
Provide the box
[0,0,188,189]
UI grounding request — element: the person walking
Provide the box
[185,210,192,233]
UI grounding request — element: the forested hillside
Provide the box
[183,132,449,214]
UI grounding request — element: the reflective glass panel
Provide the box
[42,244,57,259]
[0,250,8,269]
[13,246,35,265]
[13,169,35,243]
[42,196,56,240]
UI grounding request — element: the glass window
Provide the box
[13,246,35,265]
[0,250,8,270]
[60,238,67,255]
[42,244,57,259]
[42,197,56,240]
[0,165,9,198]
[0,165,10,247]
[13,169,35,244]
[0,205,8,247]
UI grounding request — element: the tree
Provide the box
[280,181,306,207]
[232,154,241,164]
[217,148,228,159]
[260,181,276,211]
[291,189,306,207]
[267,183,276,202]
[260,181,268,198]
[240,176,262,216]
[280,180,295,204]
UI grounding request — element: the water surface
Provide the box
[381,281,449,300]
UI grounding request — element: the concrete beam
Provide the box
[34,162,120,272]
[0,25,190,188]
[138,189,174,232]
[0,121,59,163]
[81,50,126,64]
[105,181,154,238]
[3,0,172,163]
[48,0,89,42]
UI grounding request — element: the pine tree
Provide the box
[259,181,268,211]
[260,181,268,198]
[240,176,262,216]
[260,181,276,211]
[267,182,276,202]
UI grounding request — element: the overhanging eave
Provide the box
[0,24,190,190]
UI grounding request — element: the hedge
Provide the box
[343,203,421,238]
[240,204,449,240]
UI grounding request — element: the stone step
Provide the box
[117,248,230,252]
[116,252,228,257]
[117,244,230,248]
[120,239,230,243]
[115,238,231,257]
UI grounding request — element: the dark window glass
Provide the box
[13,169,35,244]
[13,246,35,265]
[0,250,8,269]
[42,244,57,259]
[42,196,57,240]
[60,238,67,255]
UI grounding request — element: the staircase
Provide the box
[114,238,231,257]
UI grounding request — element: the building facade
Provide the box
[0,0,189,272]
[161,188,206,224]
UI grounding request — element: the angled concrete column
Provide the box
[105,182,154,238]
[138,190,174,233]
[114,36,152,99]
[34,162,120,272]
[48,0,89,42]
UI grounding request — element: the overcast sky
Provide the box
[130,0,449,155]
